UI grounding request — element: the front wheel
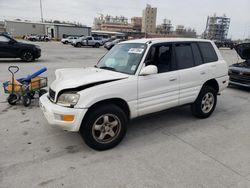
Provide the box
[80,104,127,151]
[21,51,34,62]
[191,86,217,119]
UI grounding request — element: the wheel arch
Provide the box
[19,48,34,56]
[203,79,219,93]
[83,98,130,122]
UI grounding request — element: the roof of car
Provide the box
[121,38,212,45]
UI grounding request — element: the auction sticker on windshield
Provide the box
[128,48,144,54]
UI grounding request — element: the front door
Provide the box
[0,35,17,58]
[138,43,179,116]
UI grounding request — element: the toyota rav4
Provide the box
[40,38,229,150]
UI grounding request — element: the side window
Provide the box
[145,44,173,73]
[0,36,10,42]
[87,37,92,40]
[198,42,218,63]
[175,43,194,70]
[191,43,203,66]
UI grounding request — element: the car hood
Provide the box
[229,61,250,74]
[50,67,129,92]
[235,43,250,60]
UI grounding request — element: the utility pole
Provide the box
[40,0,44,22]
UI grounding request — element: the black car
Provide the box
[228,43,250,87]
[0,34,41,62]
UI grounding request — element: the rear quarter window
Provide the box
[198,42,218,63]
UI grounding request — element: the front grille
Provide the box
[229,71,250,84]
[49,88,56,101]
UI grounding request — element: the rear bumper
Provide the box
[39,94,87,132]
[216,75,229,92]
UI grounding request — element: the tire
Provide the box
[76,43,81,47]
[39,89,47,97]
[21,51,34,62]
[191,86,217,119]
[94,43,100,48]
[65,41,69,44]
[23,96,31,107]
[80,104,128,151]
[7,93,19,105]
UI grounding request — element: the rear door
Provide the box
[198,42,220,78]
[138,43,179,116]
[175,42,208,105]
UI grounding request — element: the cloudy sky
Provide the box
[0,0,249,39]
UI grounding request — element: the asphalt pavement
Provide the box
[0,41,249,188]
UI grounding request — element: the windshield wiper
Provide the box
[99,66,116,71]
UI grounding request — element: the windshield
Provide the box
[97,43,147,75]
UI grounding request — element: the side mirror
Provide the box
[139,65,158,76]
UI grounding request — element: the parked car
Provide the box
[215,40,236,50]
[61,36,79,44]
[36,34,50,42]
[27,34,38,41]
[40,38,229,150]
[104,39,123,50]
[27,34,50,42]
[72,36,103,48]
[228,43,250,87]
[0,34,41,62]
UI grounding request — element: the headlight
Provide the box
[57,92,80,107]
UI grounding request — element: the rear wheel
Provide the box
[191,86,217,119]
[21,51,34,62]
[94,43,100,48]
[76,43,81,47]
[80,104,127,151]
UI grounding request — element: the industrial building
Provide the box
[4,20,91,39]
[131,17,142,32]
[156,19,173,34]
[0,21,5,33]
[141,4,157,34]
[93,14,134,32]
[203,14,230,41]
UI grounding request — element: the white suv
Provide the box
[40,38,229,150]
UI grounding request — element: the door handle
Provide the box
[169,77,177,81]
[200,71,206,75]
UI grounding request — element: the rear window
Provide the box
[175,43,194,69]
[198,42,218,63]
